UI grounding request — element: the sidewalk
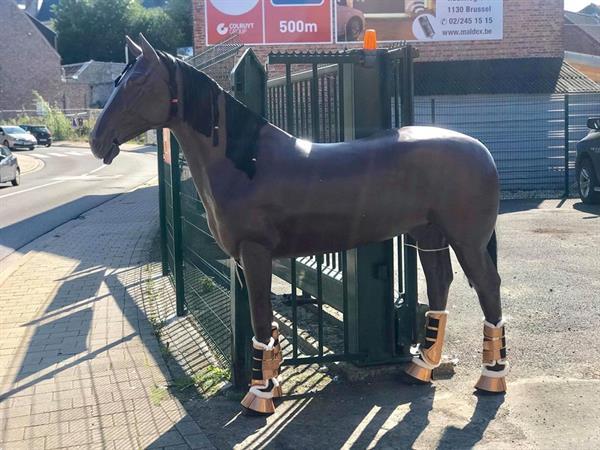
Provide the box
[0,180,213,449]
[1,177,600,449]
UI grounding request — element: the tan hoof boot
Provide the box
[242,336,282,414]
[404,310,449,383]
[475,374,507,393]
[241,386,276,415]
[475,320,508,394]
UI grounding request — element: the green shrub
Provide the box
[32,92,74,140]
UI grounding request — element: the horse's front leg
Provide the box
[239,241,282,415]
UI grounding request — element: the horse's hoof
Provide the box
[403,361,433,384]
[400,369,431,386]
[241,392,275,415]
[241,405,273,417]
[474,375,507,394]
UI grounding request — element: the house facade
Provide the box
[0,0,88,118]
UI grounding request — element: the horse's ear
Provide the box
[125,35,142,58]
[139,33,159,65]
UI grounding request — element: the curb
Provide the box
[15,153,44,175]
[54,141,153,152]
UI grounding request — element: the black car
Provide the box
[0,145,20,186]
[20,124,52,147]
[576,118,600,204]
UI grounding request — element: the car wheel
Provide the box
[29,146,34,151]
[46,143,51,148]
[577,158,600,204]
[3,140,11,151]
[346,17,363,42]
[11,168,20,186]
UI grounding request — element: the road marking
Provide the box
[48,152,67,157]
[0,165,107,199]
[88,165,107,175]
[0,180,64,199]
[34,154,50,159]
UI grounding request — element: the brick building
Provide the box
[193,0,564,66]
[0,0,87,117]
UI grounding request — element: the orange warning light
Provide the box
[363,29,377,50]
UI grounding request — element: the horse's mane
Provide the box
[158,51,266,179]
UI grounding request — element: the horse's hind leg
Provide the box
[238,241,282,415]
[404,225,453,384]
[452,240,508,394]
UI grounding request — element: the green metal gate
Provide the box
[157,46,422,388]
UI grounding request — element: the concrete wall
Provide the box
[0,0,64,112]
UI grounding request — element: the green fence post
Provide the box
[156,128,169,277]
[230,262,253,388]
[564,94,570,198]
[229,49,266,387]
[169,132,186,317]
[343,49,397,364]
[401,46,419,347]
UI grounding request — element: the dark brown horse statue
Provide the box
[90,35,508,415]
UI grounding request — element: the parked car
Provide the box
[575,117,600,204]
[0,145,20,186]
[19,124,52,147]
[0,125,37,151]
[337,0,365,42]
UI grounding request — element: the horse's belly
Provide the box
[271,207,426,258]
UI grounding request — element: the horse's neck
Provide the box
[168,122,228,201]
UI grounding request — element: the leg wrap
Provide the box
[405,310,449,383]
[241,329,283,414]
[475,320,509,393]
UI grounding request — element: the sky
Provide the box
[564,0,600,12]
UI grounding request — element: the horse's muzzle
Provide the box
[103,141,121,165]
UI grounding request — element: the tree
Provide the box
[53,0,192,64]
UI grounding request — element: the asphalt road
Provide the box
[0,144,157,262]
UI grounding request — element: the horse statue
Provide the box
[90,35,508,415]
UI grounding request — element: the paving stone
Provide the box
[0,182,214,450]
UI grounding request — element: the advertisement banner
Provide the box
[335,0,503,43]
[205,0,333,45]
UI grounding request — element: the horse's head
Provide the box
[90,34,173,164]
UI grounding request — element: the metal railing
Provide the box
[413,92,600,196]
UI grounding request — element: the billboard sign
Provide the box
[205,0,333,45]
[335,0,503,43]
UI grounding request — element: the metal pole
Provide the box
[285,64,295,135]
[564,94,570,197]
[169,132,186,317]
[156,128,169,276]
[401,46,418,344]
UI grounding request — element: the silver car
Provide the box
[0,125,37,151]
[0,145,20,186]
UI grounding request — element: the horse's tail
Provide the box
[486,229,498,269]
